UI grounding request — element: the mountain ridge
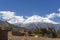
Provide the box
[0,20,60,31]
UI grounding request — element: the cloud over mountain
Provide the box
[23,15,58,24]
[0,11,25,24]
[8,16,25,24]
[46,13,60,19]
[0,11,15,20]
[0,8,60,24]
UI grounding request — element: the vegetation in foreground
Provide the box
[0,25,60,38]
[28,27,60,38]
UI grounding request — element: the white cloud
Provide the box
[46,8,60,19]
[0,11,15,20]
[46,13,56,19]
[24,15,43,23]
[0,11,25,24]
[46,13,60,19]
[24,15,59,24]
[58,8,60,12]
[0,9,60,24]
[8,16,25,24]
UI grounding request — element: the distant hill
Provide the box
[15,22,60,30]
[0,20,26,31]
[0,20,60,31]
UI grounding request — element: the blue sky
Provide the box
[0,0,60,24]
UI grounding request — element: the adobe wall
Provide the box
[8,31,12,40]
[0,30,8,40]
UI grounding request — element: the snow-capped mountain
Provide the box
[14,22,60,30]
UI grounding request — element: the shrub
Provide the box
[47,27,57,38]
[32,27,57,38]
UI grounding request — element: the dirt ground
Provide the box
[9,36,60,40]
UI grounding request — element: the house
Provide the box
[0,28,12,40]
[19,29,29,36]
[0,29,8,40]
[0,28,32,40]
[12,29,29,36]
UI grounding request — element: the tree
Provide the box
[4,27,12,31]
[47,27,57,38]
[32,27,47,37]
